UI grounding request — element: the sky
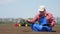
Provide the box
[0,0,60,18]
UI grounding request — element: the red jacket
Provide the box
[28,12,56,26]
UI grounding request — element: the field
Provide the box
[0,24,60,34]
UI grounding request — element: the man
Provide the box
[25,5,56,32]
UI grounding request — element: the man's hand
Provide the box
[50,23,55,27]
[25,18,30,22]
[25,18,28,22]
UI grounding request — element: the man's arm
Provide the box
[49,13,56,27]
[27,13,39,23]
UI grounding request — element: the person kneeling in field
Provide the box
[25,5,56,32]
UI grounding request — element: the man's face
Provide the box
[39,11,46,16]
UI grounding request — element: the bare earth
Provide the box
[0,25,60,34]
